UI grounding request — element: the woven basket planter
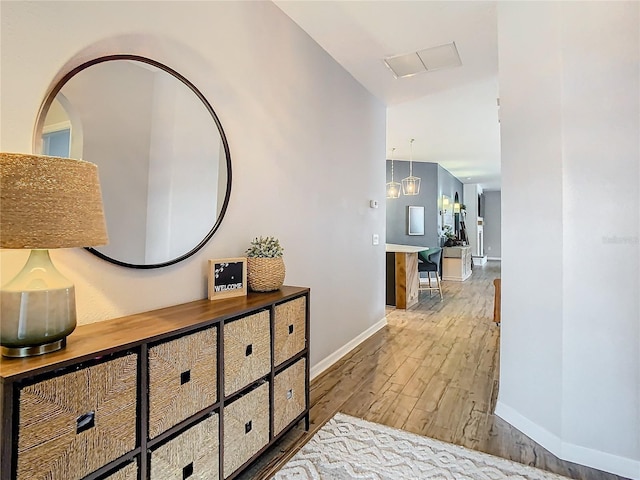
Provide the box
[247,257,285,292]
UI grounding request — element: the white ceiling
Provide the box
[273,1,501,190]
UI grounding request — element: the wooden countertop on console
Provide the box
[0,285,309,381]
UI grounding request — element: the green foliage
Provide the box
[443,225,456,240]
[246,236,284,258]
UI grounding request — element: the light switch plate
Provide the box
[372,234,379,245]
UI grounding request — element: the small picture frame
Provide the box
[208,257,247,300]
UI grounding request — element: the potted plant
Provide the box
[442,225,457,247]
[245,236,286,292]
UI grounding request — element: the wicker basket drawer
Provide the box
[102,459,138,480]
[273,359,306,436]
[274,297,306,366]
[223,383,269,478]
[224,311,270,396]
[150,413,219,480]
[16,353,138,480]
[149,327,217,438]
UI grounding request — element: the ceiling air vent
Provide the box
[384,42,462,79]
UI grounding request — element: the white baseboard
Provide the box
[487,256,502,261]
[495,402,562,454]
[310,317,387,380]
[472,256,487,266]
[496,401,640,480]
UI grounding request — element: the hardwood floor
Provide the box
[238,261,628,480]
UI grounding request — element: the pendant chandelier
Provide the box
[401,138,420,196]
[386,147,401,199]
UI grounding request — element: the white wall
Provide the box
[497,2,640,478]
[0,1,387,369]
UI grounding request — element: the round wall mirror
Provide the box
[34,55,231,268]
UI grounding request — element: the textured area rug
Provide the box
[272,413,569,480]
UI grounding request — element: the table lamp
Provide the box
[0,153,108,357]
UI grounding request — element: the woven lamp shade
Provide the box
[0,153,108,249]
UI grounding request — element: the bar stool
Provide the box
[418,248,443,301]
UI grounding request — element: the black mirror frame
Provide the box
[34,54,232,269]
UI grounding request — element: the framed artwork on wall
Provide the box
[407,205,425,235]
[208,257,247,300]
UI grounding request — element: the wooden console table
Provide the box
[0,286,310,480]
[385,244,431,309]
